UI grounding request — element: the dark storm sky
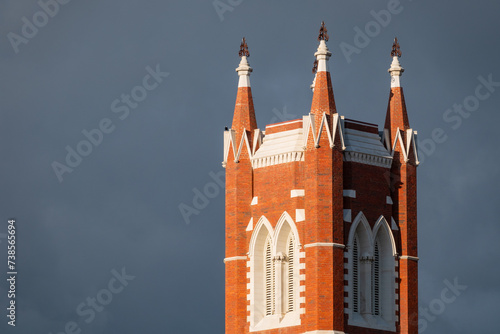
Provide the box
[0,1,499,333]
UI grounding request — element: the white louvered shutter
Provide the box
[353,236,359,313]
[372,241,380,316]
[288,236,294,312]
[265,238,273,316]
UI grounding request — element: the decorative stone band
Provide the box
[304,242,345,249]
[344,151,393,168]
[223,255,247,263]
[399,255,419,262]
[304,331,346,334]
[252,151,304,169]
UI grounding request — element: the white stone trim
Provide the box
[400,255,419,262]
[223,128,262,167]
[304,331,345,334]
[314,39,332,72]
[386,127,420,165]
[251,197,258,205]
[296,209,305,222]
[303,113,346,151]
[251,126,304,169]
[273,212,301,249]
[236,55,252,87]
[252,151,304,169]
[343,189,356,198]
[386,196,393,204]
[388,56,404,88]
[373,216,398,257]
[246,217,254,231]
[391,217,399,230]
[304,242,345,249]
[291,189,305,198]
[343,209,352,222]
[344,151,393,168]
[223,256,247,263]
[266,119,303,129]
[252,129,263,155]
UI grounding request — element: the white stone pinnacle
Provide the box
[236,56,252,88]
[388,56,404,88]
[314,39,332,73]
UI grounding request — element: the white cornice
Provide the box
[304,242,345,249]
[252,151,304,169]
[223,256,247,263]
[344,151,393,168]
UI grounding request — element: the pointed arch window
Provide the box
[348,214,397,332]
[248,214,301,331]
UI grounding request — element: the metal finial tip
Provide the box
[391,37,402,58]
[239,37,250,58]
[318,21,329,42]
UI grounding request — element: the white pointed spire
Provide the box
[236,38,252,87]
[388,37,404,88]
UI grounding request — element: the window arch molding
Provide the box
[249,215,274,257]
[347,212,374,253]
[372,216,397,257]
[273,211,301,252]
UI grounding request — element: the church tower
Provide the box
[223,24,419,334]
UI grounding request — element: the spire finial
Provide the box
[239,37,249,58]
[391,37,402,58]
[318,21,329,42]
